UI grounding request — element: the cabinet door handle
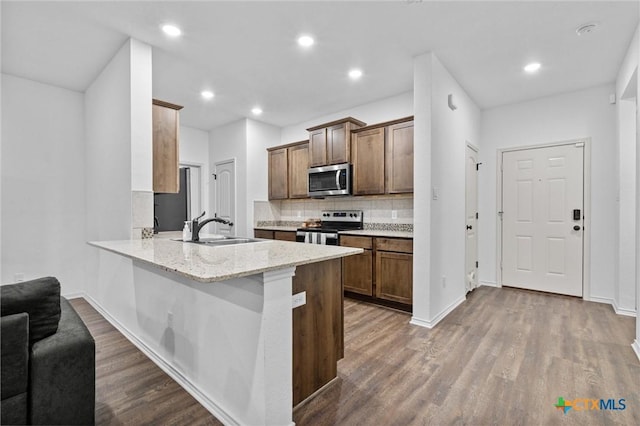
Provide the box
[466,225,473,230]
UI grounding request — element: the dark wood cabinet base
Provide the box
[292,258,343,406]
[344,290,412,313]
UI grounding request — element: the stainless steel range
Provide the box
[296,210,364,245]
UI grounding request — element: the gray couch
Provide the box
[1,277,95,425]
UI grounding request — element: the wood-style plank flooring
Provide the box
[73,286,639,425]
[70,299,221,425]
[295,287,639,426]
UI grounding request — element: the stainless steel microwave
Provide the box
[308,163,351,197]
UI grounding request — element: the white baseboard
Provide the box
[63,292,85,300]
[82,294,238,426]
[410,294,466,329]
[590,296,637,318]
[612,299,637,317]
[479,281,499,288]
[632,339,640,362]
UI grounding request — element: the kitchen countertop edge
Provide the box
[254,226,413,239]
[88,239,362,283]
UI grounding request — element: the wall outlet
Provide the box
[292,291,306,309]
[391,210,398,219]
[14,273,24,282]
[432,187,439,200]
[442,276,446,288]
[167,311,174,327]
[297,211,302,218]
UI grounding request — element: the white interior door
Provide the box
[214,160,236,236]
[501,143,584,296]
[465,144,479,292]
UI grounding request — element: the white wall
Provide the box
[412,53,433,324]
[411,54,481,327]
[479,85,618,303]
[209,119,247,236]
[85,38,152,309]
[615,25,638,316]
[130,40,153,193]
[429,56,481,320]
[1,74,86,296]
[280,91,413,144]
[615,23,640,356]
[85,40,133,243]
[247,119,280,231]
[180,125,210,220]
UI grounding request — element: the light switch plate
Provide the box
[292,291,306,309]
[391,210,398,219]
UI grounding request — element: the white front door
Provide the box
[214,159,236,236]
[465,144,479,292]
[501,143,584,296]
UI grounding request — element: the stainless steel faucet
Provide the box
[190,211,234,242]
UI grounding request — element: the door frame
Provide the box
[465,141,479,292]
[495,138,592,300]
[213,158,237,236]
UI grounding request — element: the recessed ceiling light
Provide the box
[162,24,182,37]
[348,69,363,80]
[251,107,263,116]
[297,35,315,47]
[524,62,541,73]
[201,90,214,100]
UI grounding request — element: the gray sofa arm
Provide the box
[1,312,29,425]
[30,298,95,425]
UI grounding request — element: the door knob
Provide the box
[573,225,581,231]
[466,225,473,230]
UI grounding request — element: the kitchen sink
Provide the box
[177,236,264,246]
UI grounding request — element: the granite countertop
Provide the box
[338,229,413,239]
[253,226,413,239]
[88,238,362,283]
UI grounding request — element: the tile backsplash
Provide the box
[132,190,154,239]
[255,195,413,228]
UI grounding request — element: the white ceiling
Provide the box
[2,1,638,131]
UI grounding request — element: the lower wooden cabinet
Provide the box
[253,229,296,242]
[274,230,297,241]
[343,250,373,296]
[254,229,274,239]
[376,251,413,304]
[340,235,373,296]
[341,235,413,309]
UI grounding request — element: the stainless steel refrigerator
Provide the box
[154,167,191,232]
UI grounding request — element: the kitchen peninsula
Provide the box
[88,237,361,425]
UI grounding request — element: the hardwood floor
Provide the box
[294,287,639,426]
[69,299,221,425]
[72,287,639,426]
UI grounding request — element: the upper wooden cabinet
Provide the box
[351,116,414,195]
[267,140,309,200]
[307,117,365,167]
[352,127,385,195]
[268,147,289,200]
[288,143,309,199]
[386,120,414,194]
[152,99,183,193]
